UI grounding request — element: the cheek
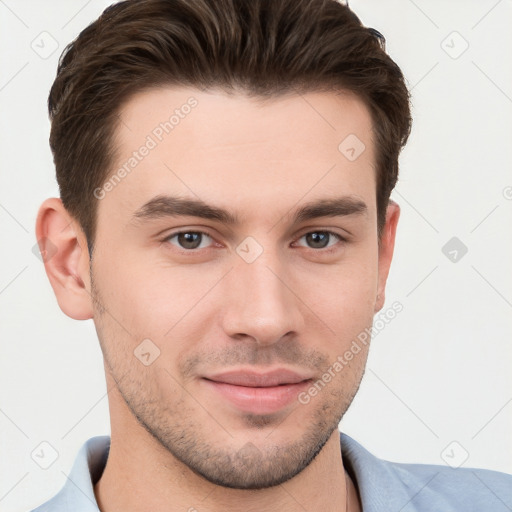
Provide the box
[94,245,223,336]
[292,249,378,343]
[93,232,378,365]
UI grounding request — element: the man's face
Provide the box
[90,87,389,488]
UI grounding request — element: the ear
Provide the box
[374,200,400,313]
[35,197,94,320]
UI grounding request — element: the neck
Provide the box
[94,426,359,512]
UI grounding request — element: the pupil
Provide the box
[179,232,201,249]
[176,232,330,250]
[307,232,328,248]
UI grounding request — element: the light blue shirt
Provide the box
[29,433,512,511]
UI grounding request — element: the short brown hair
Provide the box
[48,0,411,255]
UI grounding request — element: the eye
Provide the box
[164,231,213,250]
[162,229,345,253]
[295,231,344,250]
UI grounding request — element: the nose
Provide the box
[220,250,305,346]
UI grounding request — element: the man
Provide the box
[32,0,511,510]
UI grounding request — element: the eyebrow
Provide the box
[131,194,367,226]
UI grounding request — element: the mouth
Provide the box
[201,368,313,415]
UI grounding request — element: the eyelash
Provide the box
[161,229,347,254]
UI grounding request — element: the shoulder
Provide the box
[340,433,512,511]
[27,493,61,512]
[27,435,110,512]
[389,458,512,510]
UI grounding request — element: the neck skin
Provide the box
[94,374,361,512]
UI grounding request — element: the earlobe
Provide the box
[374,200,400,313]
[35,198,94,320]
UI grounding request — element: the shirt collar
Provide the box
[340,434,419,511]
[40,432,415,512]
[41,435,110,511]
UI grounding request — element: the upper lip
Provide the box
[203,369,313,387]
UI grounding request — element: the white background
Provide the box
[1,1,511,511]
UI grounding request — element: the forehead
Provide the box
[100,86,376,227]
[115,86,374,158]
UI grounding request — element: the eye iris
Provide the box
[174,232,334,250]
[306,232,329,249]
[178,232,202,249]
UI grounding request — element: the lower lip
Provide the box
[202,379,312,415]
